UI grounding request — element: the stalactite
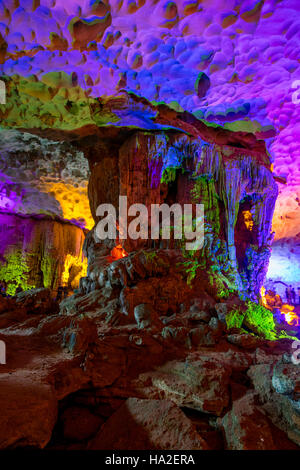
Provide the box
[145,133,278,299]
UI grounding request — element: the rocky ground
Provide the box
[0,249,299,451]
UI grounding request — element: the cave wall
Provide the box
[0,129,91,294]
[0,213,87,295]
[0,128,92,229]
[0,78,278,299]
[0,0,298,242]
[87,129,278,300]
[266,234,300,301]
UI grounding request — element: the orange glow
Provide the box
[110,244,128,261]
[280,304,299,326]
[260,286,271,309]
[108,220,129,262]
[272,195,300,241]
[242,210,254,231]
[260,286,299,326]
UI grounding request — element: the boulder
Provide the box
[134,303,154,329]
[248,363,300,446]
[0,377,57,449]
[61,406,103,441]
[88,398,209,450]
[135,356,231,416]
[0,295,15,315]
[189,325,216,346]
[272,362,300,397]
[186,310,211,323]
[227,333,263,349]
[221,392,277,450]
[15,288,59,315]
[214,303,227,323]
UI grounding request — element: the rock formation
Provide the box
[0,127,90,292]
[0,0,299,452]
[0,0,299,242]
[0,286,299,450]
[0,78,278,299]
[0,213,86,294]
[75,92,277,300]
[0,85,298,451]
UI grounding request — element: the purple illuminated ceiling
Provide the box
[0,0,299,239]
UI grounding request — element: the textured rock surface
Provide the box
[0,377,57,449]
[0,0,298,451]
[0,293,298,450]
[134,356,232,416]
[0,87,277,297]
[0,213,87,294]
[61,406,103,442]
[79,100,277,300]
[0,129,91,228]
[248,361,300,446]
[266,234,300,295]
[88,398,209,450]
[0,129,90,293]
[221,392,277,450]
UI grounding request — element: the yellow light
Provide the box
[62,253,88,289]
[242,210,254,231]
[280,304,299,326]
[43,181,94,230]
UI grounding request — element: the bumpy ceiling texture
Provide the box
[0,0,299,240]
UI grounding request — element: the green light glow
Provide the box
[0,251,33,296]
